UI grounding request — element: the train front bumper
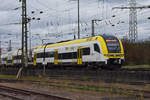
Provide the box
[104,54,124,58]
[104,54,124,65]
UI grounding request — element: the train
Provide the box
[0,35,124,70]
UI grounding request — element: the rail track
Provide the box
[120,68,150,71]
[0,79,150,99]
[0,85,73,100]
[1,67,150,84]
[47,82,150,98]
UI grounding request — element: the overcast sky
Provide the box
[0,0,150,52]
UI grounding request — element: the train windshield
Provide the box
[105,40,121,53]
[102,35,121,53]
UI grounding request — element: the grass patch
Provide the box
[122,65,150,69]
[21,76,41,81]
[0,75,16,80]
[81,76,90,81]
[48,82,137,97]
[0,74,46,81]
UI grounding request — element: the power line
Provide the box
[0,22,21,27]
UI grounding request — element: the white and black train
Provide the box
[1,35,124,70]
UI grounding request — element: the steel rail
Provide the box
[0,79,150,98]
[0,92,23,100]
[0,85,73,100]
[47,82,150,98]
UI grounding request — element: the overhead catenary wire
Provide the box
[1,0,150,46]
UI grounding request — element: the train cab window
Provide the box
[94,44,100,53]
[82,48,90,55]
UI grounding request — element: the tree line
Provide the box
[123,41,150,65]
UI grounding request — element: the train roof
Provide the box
[1,35,118,54]
[101,34,118,40]
[35,35,105,50]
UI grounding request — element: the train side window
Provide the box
[14,56,16,60]
[82,48,90,55]
[2,58,7,61]
[37,53,39,58]
[94,44,100,53]
[72,52,77,59]
[37,53,44,58]
[42,52,54,58]
[64,53,72,59]
[59,53,73,59]
[58,54,62,59]
[37,53,40,58]
[46,52,54,57]
[45,52,49,57]
[49,52,54,57]
[19,55,22,59]
[41,53,44,58]
[14,56,19,60]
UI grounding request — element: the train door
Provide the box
[33,52,37,66]
[54,50,58,64]
[77,47,82,64]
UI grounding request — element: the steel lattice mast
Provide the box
[19,0,28,67]
[112,0,150,42]
[129,0,137,42]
